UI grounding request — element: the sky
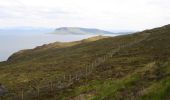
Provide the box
[0,0,170,31]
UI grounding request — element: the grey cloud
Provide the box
[147,0,170,8]
[0,4,73,20]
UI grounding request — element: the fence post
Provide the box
[63,74,66,81]
[92,63,95,69]
[21,89,24,100]
[37,85,40,100]
[89,65,92,74]
[85,67,88,82]
[75,74,78,81]
[69,75,72,83]
[50,81,53,93]
[57,81,61,88]
[49,81,53,98]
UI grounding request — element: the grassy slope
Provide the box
[0,25,170,99]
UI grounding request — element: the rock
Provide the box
[0,84,7,97]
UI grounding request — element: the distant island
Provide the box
[52,27,127,35]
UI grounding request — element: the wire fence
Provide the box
[2,33,150,100]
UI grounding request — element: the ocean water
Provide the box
[0,33,116,61]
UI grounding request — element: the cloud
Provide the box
[0,0,170,30]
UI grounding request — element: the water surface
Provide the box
[0,33,103,61]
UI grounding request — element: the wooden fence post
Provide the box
[37,85,40,100]
[50,81,53,92]
[69,75,72,83]
[85,67,88,82]
[49,81,53,97]
[63,74,65,81]
[75,73,78,81]
[21,89,24,100]
[91,63,94,69]
[89,65,92,74]
[57,81,60,88]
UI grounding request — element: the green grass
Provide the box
[140,77,170,100]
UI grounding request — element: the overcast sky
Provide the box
[0,0,170,31]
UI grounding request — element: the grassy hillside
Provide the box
[0,25,170,100]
